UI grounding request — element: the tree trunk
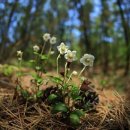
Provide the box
[103,42,109,74]
[74,0,91,53]
[0,0,18,62]
[117,0,130,76]
[79,4,91,53]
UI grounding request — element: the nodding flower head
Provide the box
[50,36,56,45]
[57,42,68,55]
[64,50,77,62]
[17,50,23,57]
[80,54,95,67]
[33,45,40,52]
[43,33,51,42]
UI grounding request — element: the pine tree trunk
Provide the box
[117,0,130,76]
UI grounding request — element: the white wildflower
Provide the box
[43,33,50,41]
[80,54,95,67]
[72,71,78,76]
[65,50,77,62]
[50,36,56,44]
[57,42,68,55]
[33,45,40,52]
[17,50,23,57]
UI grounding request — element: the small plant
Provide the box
[15,33,99,127]
[0,64,18,77]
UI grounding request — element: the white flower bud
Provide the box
[72,71,78,76]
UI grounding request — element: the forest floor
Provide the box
[0,65,130,130]
[0,65,129,100]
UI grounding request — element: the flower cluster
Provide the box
[17,33,95,78]
[57,42,77,63]
[43,33,57,45]
[56,42,95,76]
[17,50,23,61]
[57,42,94,65]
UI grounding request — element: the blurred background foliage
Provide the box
[0,0,130,76]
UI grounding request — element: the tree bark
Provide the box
[79,4,91,53]
[73,0,91,53]
[0,1,18,62]
[117,0,130,76]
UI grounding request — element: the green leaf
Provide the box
[33,52,39,55]
[29,60,35,63]
[52,103,68,113]
[35,66,41,71]
[71,110,85,117]
[69,113,80,126]
[37,78,43,84]
[70,85,80,100]
[36,90,43,98]
[48,94,58,102]
[3,68,12,76]
[40,54,48,60]
[31,73,43,84]
[31,73,38,79]
[49,76,63,84]
[21,90,29,98]
[16,72,24,77]
[62,84,68,90]
[74,96,82,101]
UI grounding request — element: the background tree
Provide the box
[0,0,130,75]
[117,0,130,76]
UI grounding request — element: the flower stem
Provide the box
[41,41,46,55]
[48,45,52,54]
[18,56,22,80]
[57,54,60,74]
[78,66,86,77]
[64,62,68,83]
[66,72,73,83]
[38,41,46,76]
[47,44,52,59]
